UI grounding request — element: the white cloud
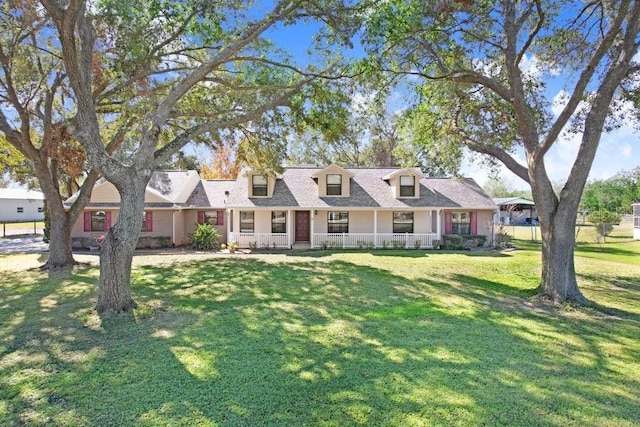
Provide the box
[621,143,633,158]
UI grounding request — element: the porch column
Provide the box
[374,209,378,247]
[227,209,232,242]
[287,210,292,248]
[310,209,315,248]
[436,209,442,239]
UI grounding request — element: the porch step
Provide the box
[291,242,311,251]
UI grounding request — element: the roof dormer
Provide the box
[244,169,278,198]
[312,164,354,197]
[382,167,424,199]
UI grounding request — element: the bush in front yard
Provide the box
[189,223,221,250]
[443,234,487,250]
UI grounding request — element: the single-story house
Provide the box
[633,203,640,240]
[493,197,537,225]
[65,171,232,249]
[0,188,45,222]
[67,165,498,249]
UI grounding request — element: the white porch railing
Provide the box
[229,233,289,249]
[228,232,440,249]
[311,233,439,249]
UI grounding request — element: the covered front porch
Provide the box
[227,208,443,249]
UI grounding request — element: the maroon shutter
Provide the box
[470,212,477,235]
[444,212,452,234]
[146,211,153,232]
[217,210,224,226]
[197,210,205,224]
[84,212,91,232]
[104,211,111,230]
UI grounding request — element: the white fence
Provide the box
[311,233,439,249]
[229,233,289,249]
[229,232,441,249]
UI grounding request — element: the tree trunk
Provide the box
[538,214,588,304]
[46,207,76,269]
[96,174,149,314]
[33,161,78,270]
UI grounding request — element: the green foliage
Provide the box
[483,176,532,199]
[587,210,622,237]
[581,168,640,214]
[189,223,220,250]
[0,135,37,188]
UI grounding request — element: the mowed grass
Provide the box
[1,239,639,426]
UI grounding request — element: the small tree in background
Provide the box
[587,210,622,242]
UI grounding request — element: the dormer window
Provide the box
[400,176,415,197]
[326,174,342,196]
[252,175,268,197]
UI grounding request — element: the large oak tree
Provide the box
[361,0,640,303]
[0,2,124,269]
[42,0,352,314]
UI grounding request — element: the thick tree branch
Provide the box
[539,0,631,156]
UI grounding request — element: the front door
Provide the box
[295,211,310,242]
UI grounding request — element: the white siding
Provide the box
[0,198,44,222]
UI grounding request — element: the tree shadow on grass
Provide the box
[576,244,640,260]
[288,248,511,259]
[2,257,639,425]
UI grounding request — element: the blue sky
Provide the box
[266,9,640,191]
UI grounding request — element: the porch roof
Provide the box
[226,167,497,210]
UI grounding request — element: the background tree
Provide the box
[0,135,37,188]
[0,2,125,269]
[199,140,242,179]
[483,176,533,199]
[587,210,622,240]
[581,167,640,214]
[361,0,640,304]
[43,0,354,314]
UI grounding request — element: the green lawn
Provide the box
[1,240,639,426]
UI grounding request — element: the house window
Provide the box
[272,211,286,233]
[91,211,106,232]
[140,211,154,232]
[393,212,414,233]
[399,176,415,197]
[141,211,148,232]
[204,210,221,225]
[17,207,24,213]
[451,212,471,234]
[240,211,254,233]
[326,174,342,196]
[327,211,348,233]
[252,175,268,197]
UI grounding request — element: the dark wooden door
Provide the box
[295,211,310,242]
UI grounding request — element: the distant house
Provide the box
[493,197,537,225]
[634,203,640,240]
[67,166,498,249]
[0,188,45,222]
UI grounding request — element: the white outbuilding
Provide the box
[0,188,45,222]
[633,203,640,240]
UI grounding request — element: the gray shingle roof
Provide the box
[226,167,497,209]
[147,170,199,203]
[184,180,234,208]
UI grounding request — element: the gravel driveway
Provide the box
[0,234,49,255]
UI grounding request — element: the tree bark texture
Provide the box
[96,173,149,314]
[46,206,76,269]
[538,213,588,304]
